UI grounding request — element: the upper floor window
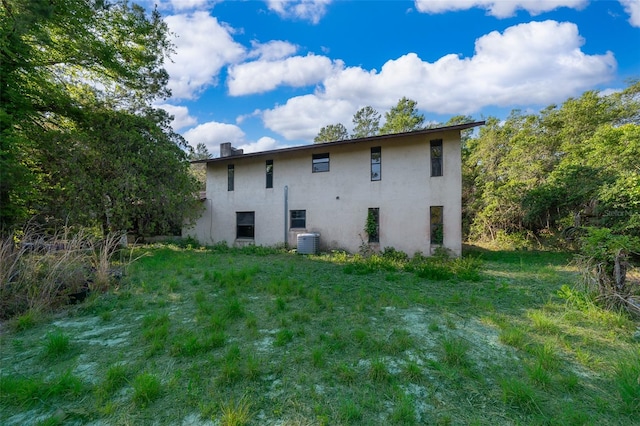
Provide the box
[290,210,306,229]
[312,153,330,173]
[266,160,273,189]
[227,164,234,191]
[371,146,381,181]
[430,139,443,177]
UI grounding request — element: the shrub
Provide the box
[382,247,409,262]
[576,227,640,316]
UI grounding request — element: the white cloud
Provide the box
[182,121,247,156]
[248,40,299,60]
[156,103,197,131]
[169,0,211,11]
[266,0,332,24]
[164,12,245,99]
[182,121,286,156]
[238,137,281,154]
[619,0,640,27]
[262,95,356,141]
[228,54,341,96]
[261,20,616,141]
[414,0,588,18]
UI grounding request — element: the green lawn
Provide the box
[1,244,638,425]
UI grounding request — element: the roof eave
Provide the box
[190,120,485,164]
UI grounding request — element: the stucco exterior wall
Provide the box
[183,129,463,256]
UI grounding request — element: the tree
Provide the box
[379,97,425,135]
[463,82,640,242]
[188,143,211,193]
[188,143,212,160]
[314,123,349,143]
[37,108,202,236]
[0,0,198,235]
[351,106,380,138]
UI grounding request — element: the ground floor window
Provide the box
[367,208,380,243]
[290,210,306,229]
[430,206,443,245]
[237,211,255,239]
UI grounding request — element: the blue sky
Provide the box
[143,0,640,156]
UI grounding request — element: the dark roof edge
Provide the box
[191,120,485,164]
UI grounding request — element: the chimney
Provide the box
[220,142,244,158]
[220,142,232,157]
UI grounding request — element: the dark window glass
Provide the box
[266,160,273,188]
[312,153,330,173]
[290,210,306,229]
[367,208,380,243]
[431,139,443,177]
[371,146,381,181]
[430,206,443,245]
[228,164,234,191]
[236,211,254,239]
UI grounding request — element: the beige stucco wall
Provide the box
[183,130,462,256]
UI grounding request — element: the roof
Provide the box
[191,121,485,164]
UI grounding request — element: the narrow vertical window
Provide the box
[290,210,306,229]
[228,164,234,191]
[367,208,380,243]
[430,206,444,245]
[312,153,330,173]
[266,160,273,189]
[371,146,381,181]
[236,211,254,239]
[430,139,443,177]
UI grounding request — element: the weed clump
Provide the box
[1,226,129,320]
[132,373,162,406]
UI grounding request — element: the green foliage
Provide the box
[351,106,381,138]
[380,97,425,135]
[0,0,199,234]
[365,209,379,242]
[578,227,639,265]
[465,82,640,243]
[314,123,349,143]
[575,227,640,315]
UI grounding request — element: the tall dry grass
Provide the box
[0,227,126,320]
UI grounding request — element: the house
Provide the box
[183,121,484,256]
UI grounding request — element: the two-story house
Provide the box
[183,121,484,256]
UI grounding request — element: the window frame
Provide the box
[236,211,255,239]
[430,206,444,245]
[266,159,273,189]
[371,146,381,181]
[312,153,330,173]
[430,139,443,177]
[290,210,306,229]
[227,164,234,191]
[367,207,380,243]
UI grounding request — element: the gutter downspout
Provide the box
[284,185,288,248]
